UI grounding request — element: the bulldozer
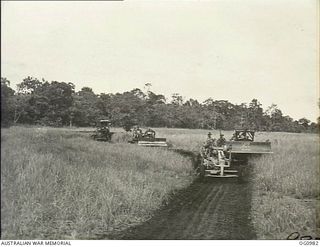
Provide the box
[227,129,272,154]
[128,127,168,147]
[200,129,272,178]
[91,120,114,142]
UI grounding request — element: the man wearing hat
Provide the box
[205,132,216,146]
[217,133,226,147]
[136,125,142,138]
[201,132,217,158]
[132,125,143,139]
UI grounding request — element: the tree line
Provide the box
[1,77,319,133]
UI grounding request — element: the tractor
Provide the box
[91,120,114,142]
[128,127,168,147]
[199,129,272,178]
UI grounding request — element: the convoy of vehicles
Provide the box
[90,120,272,178]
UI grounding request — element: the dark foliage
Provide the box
[1,77,318,133]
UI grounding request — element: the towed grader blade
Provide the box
[226,130,273,154]
[138,137,168,147]
[226,141,272,154]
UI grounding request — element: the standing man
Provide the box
[132,126,138,139]
[205,132,216,146]
[136,126,142,138]
[217,133,226,147]
[201,132,217,158]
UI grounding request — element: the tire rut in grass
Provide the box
[108,149,256,240]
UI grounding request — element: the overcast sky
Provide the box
[1,0,319,121]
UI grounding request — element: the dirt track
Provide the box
[111,150,256,240]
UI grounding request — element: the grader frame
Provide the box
[200,130,272,178]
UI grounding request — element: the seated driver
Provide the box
[98,126,110,138]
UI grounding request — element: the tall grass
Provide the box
[1,127,193,239]
[2,126,318,240]
[250,133,319,239]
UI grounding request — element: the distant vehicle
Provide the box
[200,129,272,178]
[129,127,168,147]
[91,120,114,142]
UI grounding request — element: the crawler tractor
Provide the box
[91,120,114,142]
[200,130,272,178]
[129,127,168,147]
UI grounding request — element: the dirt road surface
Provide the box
[107,149,256,240]
[112,174,256,240]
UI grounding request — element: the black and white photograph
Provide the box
[1,0,319,242]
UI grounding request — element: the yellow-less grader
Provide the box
[128,127,168,147]
[200,130,272,178]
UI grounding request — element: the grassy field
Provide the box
[1,126,319,239]
[147,128,319,239]
[67,127,320,240]
[1,127,194,239]
[250,132,319,239]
